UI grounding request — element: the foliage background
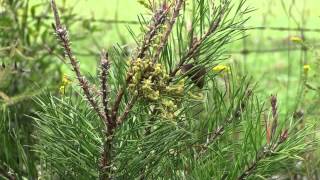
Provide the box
[0,0,320,179]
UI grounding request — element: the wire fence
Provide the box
[72,18,320,58]
[61,0,319,65]
[82,21,319,55]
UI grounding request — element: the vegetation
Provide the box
[0,0,100,178]
[0,0,320,179]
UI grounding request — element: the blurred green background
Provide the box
[53,0,320,115]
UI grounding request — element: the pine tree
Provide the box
[1,0,317,179]
[0,0,98,179]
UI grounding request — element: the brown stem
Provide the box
[270,95,278,140]
[207,126,225,144]
[0,165,15,180]
[100,50,112,126]
[50,0,61,28]
[99,129,114,180]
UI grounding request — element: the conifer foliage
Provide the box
[4,0,316,179]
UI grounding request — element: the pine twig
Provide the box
[270,94,278,139]
[110,80,128,123]
[50,0,106,122]
[111,4,170,122]
[238,95,289,180]
[139,6,171,53]
[206,126,225,145]
[237,143,281,180]
[238,131,289,180]
[153,0,184,62]
[170,7,224,78]
[100,50,112,126]
[205,89,252,146]
[51,1,111,178]
[116,96,138,125]
[98,51,115,179]
[137,3,171,59]
[237,148,266,180]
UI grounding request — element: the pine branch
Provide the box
[137,3,171,59]
[111,4,170,123]
[203,89,252,151]
[237,147,268,180]
[169,6,225,78]
[237,95,289,180]
[98,51,116,180]
[237,139,287,180]
[100,133,114,180]
[99,5,173,177]
[115,1,184,125]
[153,0,184,63]
[47,1,305,179]
[206,126,225,145]
[50,0,106,122]
[51,1,113,179]
[116,96,138,125]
